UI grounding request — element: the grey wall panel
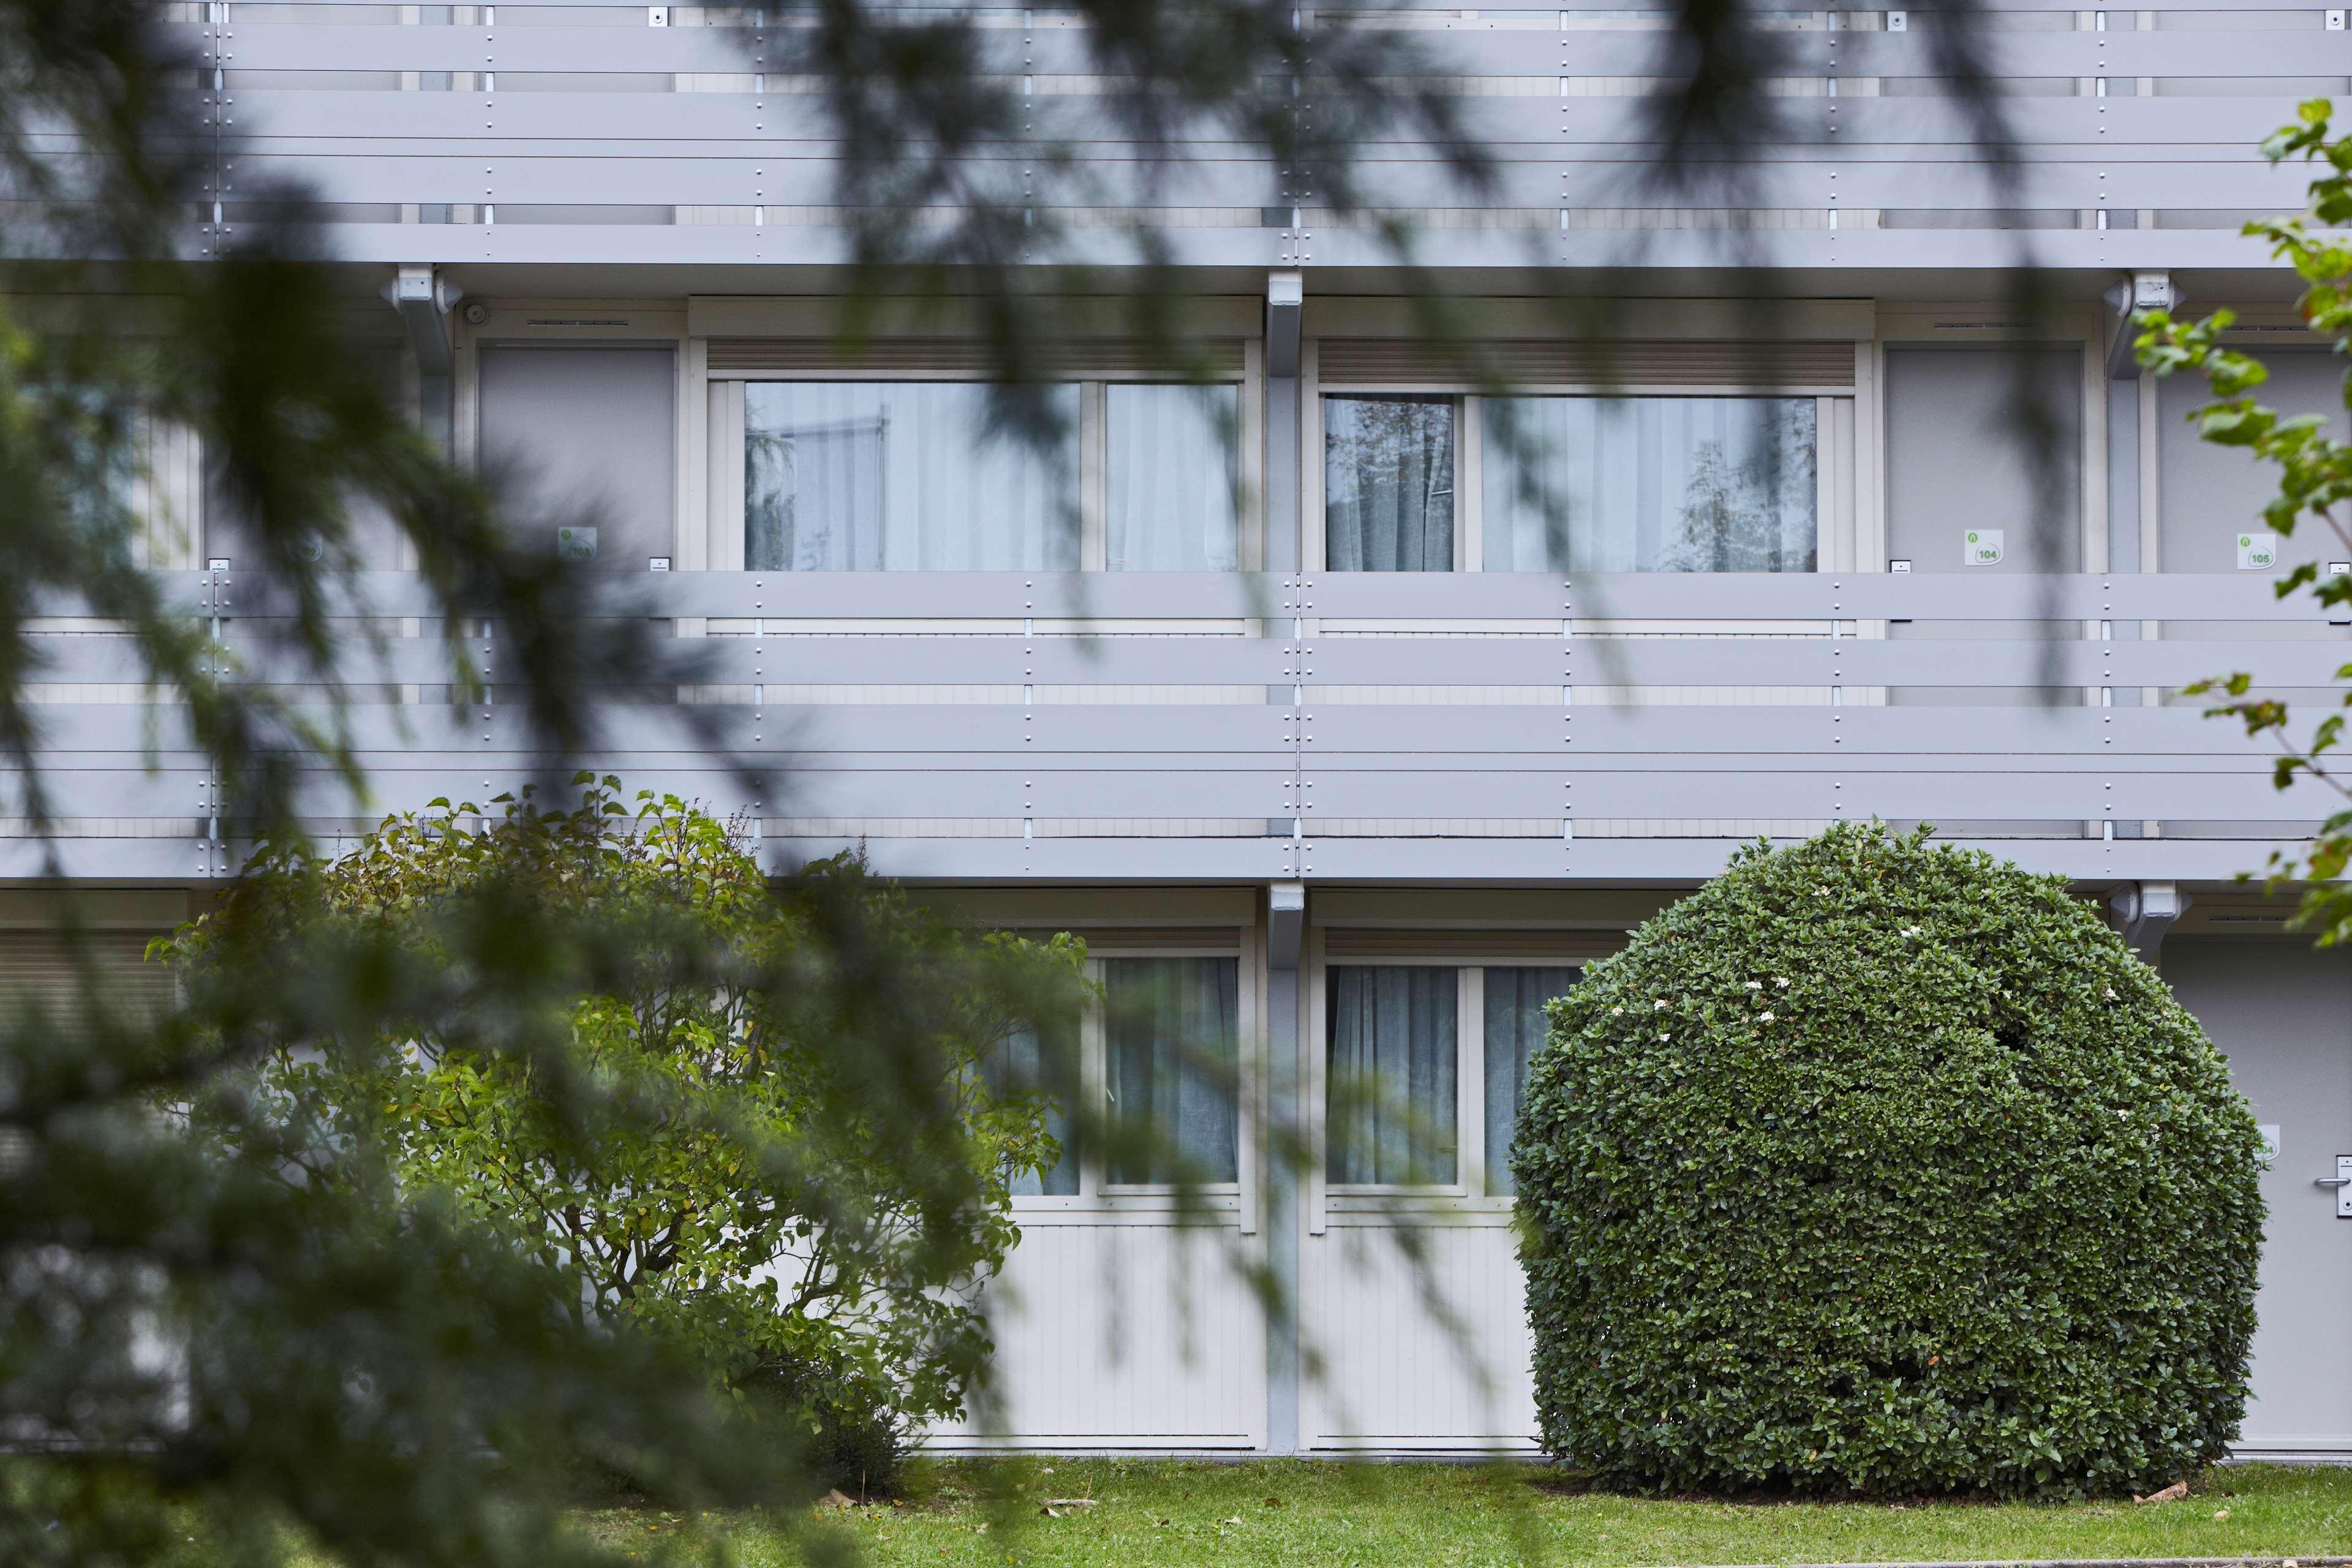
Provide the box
[1887,343,2084,717]
[2162,350,2350,575]
[2163,939,2352,1454]
[1888,345,2084,578]
[478,345,675,570]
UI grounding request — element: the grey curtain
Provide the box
[1483,396,1816,573]
[744,381,1080,571]
[1104,957,1240,1185]
[1481,966,1580,1197]
[985,1019,1080,1197]
[1324,395,1455,571]
[1107,384,1241,571]
[1325,965,1458,1186]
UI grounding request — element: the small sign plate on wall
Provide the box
[2257,1125,2280,1166]
[556,526,598,562]
[1963,529,2003,567]
[2237,532,2278,571]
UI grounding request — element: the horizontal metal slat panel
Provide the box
[1316,339,1855,388]
[189,21,762,74]
[92,568,2349,624]
[212,86,2316,153]
[0,769,214,818]
[1295,767,2315,820]
[240,150,2301,214]
[10,832,2272,892]
[187,24,2351,87]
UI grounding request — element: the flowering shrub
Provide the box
[1512,823,2266,1497]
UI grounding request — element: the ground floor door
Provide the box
[2166,937,2352,1456]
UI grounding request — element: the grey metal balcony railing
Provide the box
[12,567,2342,884]
[137,2,2333,271]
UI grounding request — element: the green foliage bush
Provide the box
[1512,824,2267,1498]
[165,779,1088,1494]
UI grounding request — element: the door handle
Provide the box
[2316,1177,2352,1188]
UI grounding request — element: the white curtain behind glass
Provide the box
[1104,957,1240,1185]
[1326,965,1458,1186]
[744,382,1080,571]
[1106,384,1241,571]
[1324,395,1456,571]
[985,1020,1080,1197]
[1483,396,1817,572]
[1481,966,1580,1197]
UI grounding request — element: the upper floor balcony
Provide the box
[14,561,2348,886]
[87,1,2350,282]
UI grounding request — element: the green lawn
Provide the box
[584,1460,2352,1567]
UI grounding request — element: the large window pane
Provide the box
[1104,957,1240,1185]
[1483,396,1817,572]
[1482,966,1580,1197]
[1326,966,1458,1186]
[1107,384,1241,571]
[983,1019,1080,1197]
[744,382,1079,571]
[1325,395,1455,571]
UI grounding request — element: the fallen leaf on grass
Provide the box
[2134,1480,2188,1504]
[2214,1509,2231,1520]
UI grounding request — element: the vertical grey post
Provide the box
[393,264,459,453]
[1265,881,1306,1454]
[1263,270,1306,1453]
[2105,274,2159,836]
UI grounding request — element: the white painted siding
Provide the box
[930,1222,1265,1449]
[1303,1221,1538,1451]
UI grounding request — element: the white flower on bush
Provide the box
[1611,1006,1624,1017]
[1902,925,1923,938]
[1758,1011,1776,1023]
[1744,981,1764,992]
[1654,999,1670,1011]
[1775,977,1790,988]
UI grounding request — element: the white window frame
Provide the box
[1306,930,1586,1229]
[701,355,1265,577]
[1307,370,1856,577]
[999,936,1261,1230]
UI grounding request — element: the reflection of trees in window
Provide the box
[1657,401,1817,573]
[742,382,1078,571]
[1482,396,1817,573]
[746,413,889,573]
[1325,395,1456,571]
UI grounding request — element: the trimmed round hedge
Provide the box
[1512,824,2266,1498]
